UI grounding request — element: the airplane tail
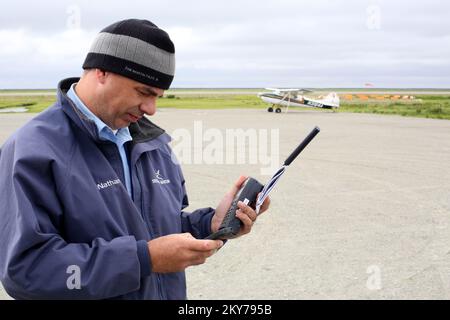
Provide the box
[321,92,340,108]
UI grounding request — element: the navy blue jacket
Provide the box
[0,78,214,299]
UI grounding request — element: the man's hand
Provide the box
[211,176,271,238]
[147,233,223,273]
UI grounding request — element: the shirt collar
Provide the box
[66,83,132,144]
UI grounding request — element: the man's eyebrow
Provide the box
[136,86,163,97]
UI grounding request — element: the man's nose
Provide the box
[139,98,157,116]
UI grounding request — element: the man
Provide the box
[0,19,269,300]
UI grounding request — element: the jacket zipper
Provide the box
[134,158,165,300]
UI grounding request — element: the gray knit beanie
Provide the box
[82,19,175,90]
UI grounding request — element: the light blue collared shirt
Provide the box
[67,84,133,197]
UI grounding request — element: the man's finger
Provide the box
[189,239,223,252]
[259,196,271,214]
[236,210,253,234]
[237,200,257,221]
[181,232,195,239]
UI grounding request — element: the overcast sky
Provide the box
[0,0,449,88]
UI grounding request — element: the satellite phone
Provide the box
[205,126,320,240]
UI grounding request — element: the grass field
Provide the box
[339,95,450,120]
[0,94,57,113]
[1,89,450,120]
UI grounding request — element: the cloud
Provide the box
[0,0,449,88]
[0,28,97,88]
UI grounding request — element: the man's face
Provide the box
[93,71,164,130]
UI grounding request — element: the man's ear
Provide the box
[95,69,108,84]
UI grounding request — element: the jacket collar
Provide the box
[57,77,168,146]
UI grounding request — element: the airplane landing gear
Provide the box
[275,108,282,113]
[267,107,274,112]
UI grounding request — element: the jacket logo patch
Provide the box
[152,170,171,185]
[97,179,121,190]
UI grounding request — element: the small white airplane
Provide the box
[258,88,340,113]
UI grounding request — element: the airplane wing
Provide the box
[264,88,314,93]
[265,88,299,92]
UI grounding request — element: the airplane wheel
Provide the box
[275,108,282,113]
[268,107,273,112]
